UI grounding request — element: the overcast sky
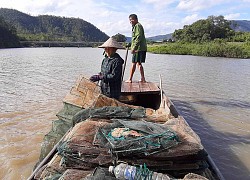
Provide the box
[1,0,250,37]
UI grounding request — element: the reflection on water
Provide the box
[0,48,250,179]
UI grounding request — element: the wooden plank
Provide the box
[121,82,132,93]
[121,82,125,92]
[147,82,160,92]
[122,81,160,94]
[130,81,140,92]
[139,81,150,92]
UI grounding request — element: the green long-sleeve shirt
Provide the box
[131,22,147,51]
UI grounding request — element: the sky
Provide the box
[0,0,250,37]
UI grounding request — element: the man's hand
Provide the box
[89,74,103,82]
[131,49,138,54]
[125,43,131,48]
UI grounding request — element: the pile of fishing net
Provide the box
[36,110,209,179]
[35,114,210,179]
[34,75,212,179]
[57,117,180,168]
[37,76,170,163]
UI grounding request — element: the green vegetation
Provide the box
[0,8,109,42]
[148,41,250,58]
[230,32,250,42]
[148,16,250,58]
[173,15,234,42]
[0,17,20,48]
[112,33,127,42]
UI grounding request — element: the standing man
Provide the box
[90,37,124,99]
[126,14,147,83]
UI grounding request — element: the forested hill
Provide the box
[232,20,250,32]
[0,17,20,48]
[0,8,109,42]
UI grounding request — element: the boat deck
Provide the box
[121,81,160,94]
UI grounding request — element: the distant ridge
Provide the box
[231,20,250,32]
[126,34,173,43]
[0,8,109,42]
[147,34,173,42]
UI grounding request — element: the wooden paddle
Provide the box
[121,47,129,81]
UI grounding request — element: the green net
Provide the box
[37,103,83,163]
[72,106,147,124]
[94,119,179,156]
[56,102,83,123]
[34,75,210,179]
[56,107,180,170]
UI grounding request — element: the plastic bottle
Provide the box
[109,163,171,180]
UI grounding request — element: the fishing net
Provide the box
[94,119,179,156]
[37,76,100,164]
[35,75,209,179]
[72,106,146,125]
[56,113,180,170]
[38,119,72,162]
[63,75,101,108]
[34,153,65,180]
[57,119,112,170]
[59,169,93,180]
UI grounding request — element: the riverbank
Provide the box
[147,42,250,59]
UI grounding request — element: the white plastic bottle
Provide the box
[109,163,171,180]
[109,163,136,180]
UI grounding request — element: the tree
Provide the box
[207,15,234,39]
[173,15,234,43]
[0,17,20,48]
[112,33,126,42]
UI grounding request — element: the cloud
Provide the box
[141,18,182,36]
[0,0,71,15]
[142,0,176,10]
[177,0,225,12]
[225,13,241,20]
[182,14,201,24]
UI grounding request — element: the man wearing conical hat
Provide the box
[90,37,124,99]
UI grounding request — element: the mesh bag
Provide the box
[72,106,147,125]
[57,120,113,169]
[34,153,65,180]
[84,167,117,180]
[38,119,72,162]
[56,102,83,123]
[63,75,101,108]
[94,119,179,156]
[59,169,93,180]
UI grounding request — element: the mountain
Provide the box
[0,8,109,42]
[0,16,20,48]
[147,33,173,42]
[125,33,173,43]
[231,20,250,32]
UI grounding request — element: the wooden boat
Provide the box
[28,75,224,180]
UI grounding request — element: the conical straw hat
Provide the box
[98,37,125,49]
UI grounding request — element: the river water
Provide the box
[0,48,249,179]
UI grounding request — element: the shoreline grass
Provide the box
[147,42,250,59]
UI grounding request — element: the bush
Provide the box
[147,41,250,58]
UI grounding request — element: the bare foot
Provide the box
[125,79,132,83]
[139,79,146,83]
